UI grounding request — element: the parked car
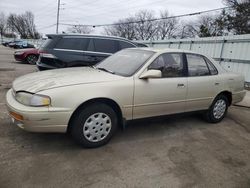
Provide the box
[36,34,146,71]
[8,40,23,48]
[2,41,12,46]
[14,48,39,64]
[12,41,35,49]
[6,48,246,148]
[2,39,22,47]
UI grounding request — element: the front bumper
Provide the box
[6,89,72,133]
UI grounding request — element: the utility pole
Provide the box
[56,0,61,34]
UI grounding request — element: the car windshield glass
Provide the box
[95,49,155,76]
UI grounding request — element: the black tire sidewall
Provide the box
[207,95,229,123]
[71,103,118,148]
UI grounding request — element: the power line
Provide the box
[60,6,233,28]
[62,0,166,20]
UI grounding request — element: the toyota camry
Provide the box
[6,48,246,147]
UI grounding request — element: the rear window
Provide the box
[205,57,218,75]
[55,38,89,51]
[40,38,52,49]
[94,39,119,53]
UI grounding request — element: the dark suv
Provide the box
[37,34,146,70]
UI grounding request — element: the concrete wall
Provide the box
[140,34,250,82]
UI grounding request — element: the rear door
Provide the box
[86,38,119,65]
[53,37,89,67]
[186,53,219,111]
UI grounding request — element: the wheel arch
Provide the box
[215,90,232,106]
[67,98,123,133]
[25,53,38,59]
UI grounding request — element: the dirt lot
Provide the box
[0,45,250,188]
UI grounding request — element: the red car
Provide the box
[14,48,40,65]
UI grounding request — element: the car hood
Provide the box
[12,67,124,93]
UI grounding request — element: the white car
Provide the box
[6,48,246,147]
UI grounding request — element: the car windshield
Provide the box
[95,49,155,76]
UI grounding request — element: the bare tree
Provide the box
[103,10,157,40]
[134,10,158,40]
[0,12,7,42]
[155,10,179,40]
[104,17,137,40]
[67,25,93,34]
[7,11,40,39]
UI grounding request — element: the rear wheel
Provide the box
[26,54,38,65]
[204,95,229,123]
[71,103,118,148]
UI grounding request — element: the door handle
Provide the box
[215,82,220,85]
[177,83,185,88]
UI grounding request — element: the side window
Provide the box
[148,53,184,78]
[87,39,95,51]
[119,41,135,50]
[187,54,210,76]
[205,57,218,75]
[55,38,89,50]
[93,39,119,53]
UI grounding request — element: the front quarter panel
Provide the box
[39,77,134,121]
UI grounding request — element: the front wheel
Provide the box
[204,95,229,123]
[71,103,118,148]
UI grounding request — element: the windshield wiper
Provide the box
[95,67,115,74]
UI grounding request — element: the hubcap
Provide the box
[213,99,226,119]
[83,113,112,142]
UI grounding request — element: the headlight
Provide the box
[14,51,24,55]
[15,91,51,106]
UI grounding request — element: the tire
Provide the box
[26,54,38,65]
[204,95,229,123]
[71,103,118,148]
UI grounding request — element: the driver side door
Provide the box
[133,53,188,119]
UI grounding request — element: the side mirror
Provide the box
[139,69,162,79]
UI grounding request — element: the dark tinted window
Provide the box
[87,39,95,51]
[119,41,135,50]
[187,54,210,76]
[149,53,184,78]
[205,57,218,75]
[94,39,118,53]
[56,38,89,50]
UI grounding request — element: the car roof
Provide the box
[46,34,134,42]
[130,47,204,55]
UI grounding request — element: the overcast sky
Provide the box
[0,0,224,35]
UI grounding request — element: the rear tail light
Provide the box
[39,50,57,59]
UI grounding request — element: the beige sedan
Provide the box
[6,48,246,147]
